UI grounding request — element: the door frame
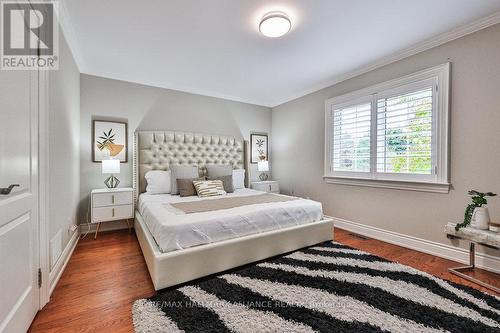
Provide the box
[38,68,50,308]
[29,0,52,308]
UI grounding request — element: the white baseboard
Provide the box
[333,217,500,274]
[49,230,79,295]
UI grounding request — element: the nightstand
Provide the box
[251,180,280,193]
[91,187,134,239]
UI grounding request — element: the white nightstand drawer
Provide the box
[92,191,133,208]
[253,183,266,191]
[92,204,133,223]
[269,183,280,193]
[251,181,279,193]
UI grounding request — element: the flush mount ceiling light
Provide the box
[259,11,291,38]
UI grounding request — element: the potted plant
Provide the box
[455,190,497,231]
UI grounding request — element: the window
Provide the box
[332,99,371,173]
[325,63,450,193]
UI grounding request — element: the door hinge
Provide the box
[38,268,42,288]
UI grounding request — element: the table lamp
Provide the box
[257,160,269,181]
[102,159,120,188]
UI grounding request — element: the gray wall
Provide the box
[79,75,271,223]
[272,24,500,256]
[49,27,80,260]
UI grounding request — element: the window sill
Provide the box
[323,176,450,193]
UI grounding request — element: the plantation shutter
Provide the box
[376,86,434,175]
[332,102,371,173]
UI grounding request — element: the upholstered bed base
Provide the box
[135,211,334,290]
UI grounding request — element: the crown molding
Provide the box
[54,0,86,72]
[271,10,500,107]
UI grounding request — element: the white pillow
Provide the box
[145,170,171,194]
[232,169,245,189]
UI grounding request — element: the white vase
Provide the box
[470,207,490,230]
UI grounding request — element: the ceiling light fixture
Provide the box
[259,11,291,38]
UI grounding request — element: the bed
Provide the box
[133,131,334,290]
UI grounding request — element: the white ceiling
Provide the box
[62,0,500,107]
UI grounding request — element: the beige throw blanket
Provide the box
[169,193,298,214]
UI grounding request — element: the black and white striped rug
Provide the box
[133,241,500,333]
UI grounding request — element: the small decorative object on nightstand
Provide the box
[102,159,121,188]
[91,187,134,239]
[251,180,279,193]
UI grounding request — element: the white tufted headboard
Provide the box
[133,131,248,202]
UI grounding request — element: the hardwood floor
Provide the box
[29,228,499,332]
[29,230,155,333]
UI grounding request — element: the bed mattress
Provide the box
[137,188,324,253]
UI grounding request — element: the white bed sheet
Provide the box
[138,188,324,253]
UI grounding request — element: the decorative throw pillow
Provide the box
[145,170,171,194]
[206,164,232,178]
[208,175,234,193]
[232,169,245,189]
[193,180,226,197]
[177,177,204,197]
[170,165,199,194]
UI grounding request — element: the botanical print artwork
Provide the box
[97,129,121,155]
[250,134,268,164]
[93,120,127,162]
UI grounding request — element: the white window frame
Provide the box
[324,63,450,193]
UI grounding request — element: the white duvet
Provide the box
[138,188,324,253]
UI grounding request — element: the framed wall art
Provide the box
[250,133,268,164]
[92,120,128,162]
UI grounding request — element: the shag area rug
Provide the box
[133,241,500,333]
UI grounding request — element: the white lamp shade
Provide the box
[258,160,269,172]
[102,159,120,174]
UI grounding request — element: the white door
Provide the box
[0,67,40,331]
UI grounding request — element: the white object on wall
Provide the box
[50,229,62,269]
